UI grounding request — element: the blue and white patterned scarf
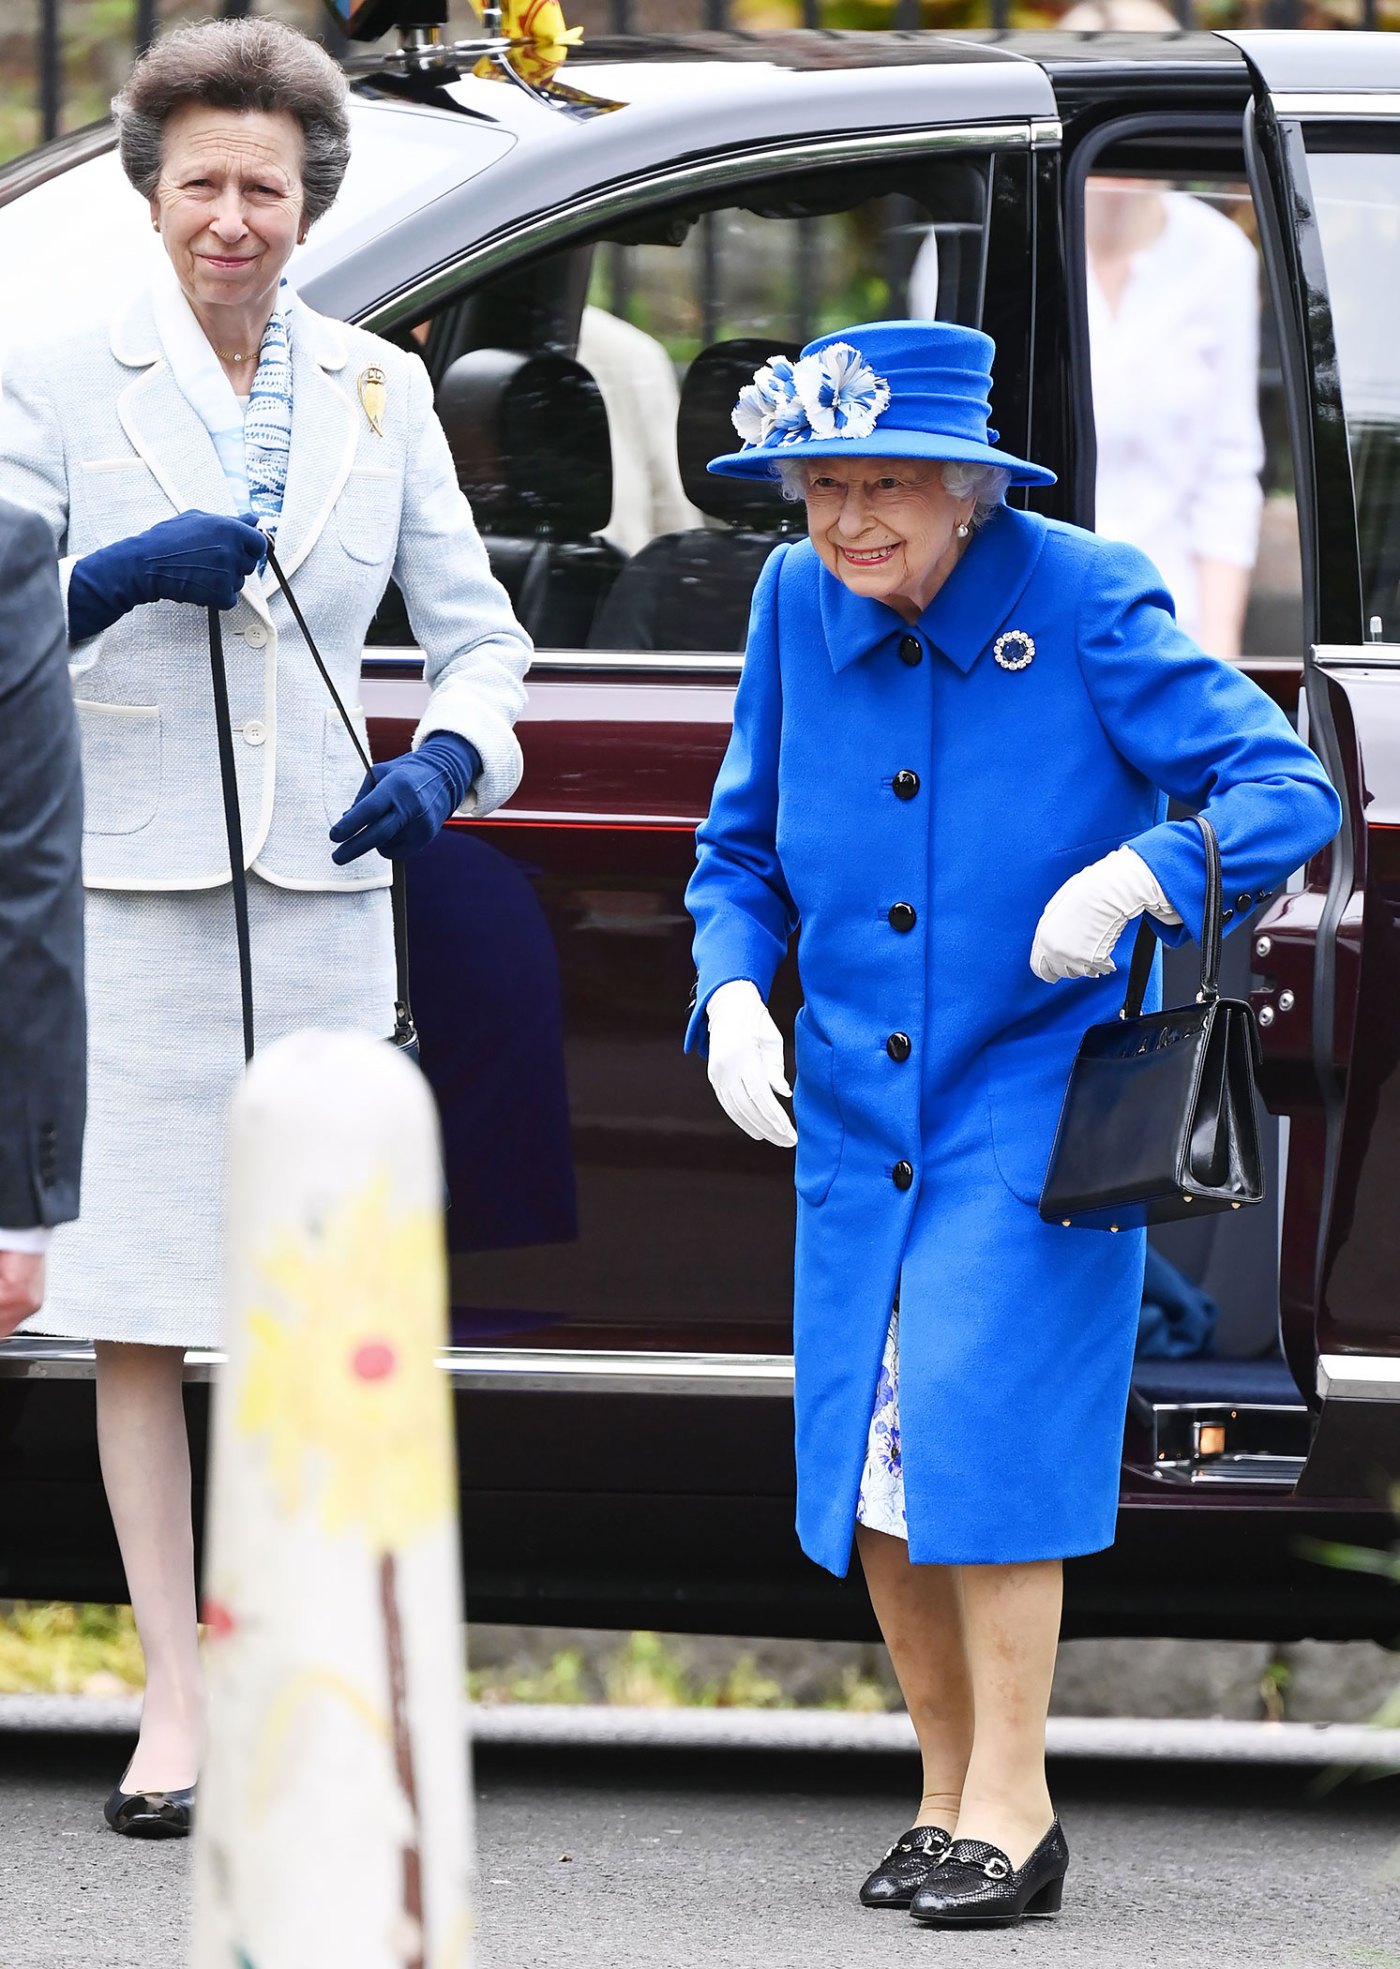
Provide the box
[153,270,293,527]
[244,296,293,531]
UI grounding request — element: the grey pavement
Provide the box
[0,1706,1397,1969]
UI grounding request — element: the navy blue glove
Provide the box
[68,509,267,643]
[329,732,482,864]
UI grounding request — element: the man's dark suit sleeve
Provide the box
[0,498,84,1228]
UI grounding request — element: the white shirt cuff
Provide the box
[0,1226,52,1254]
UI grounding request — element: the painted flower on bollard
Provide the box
[229,1171,455,1969]
[237,1171,451,1549]
[731,342,891,449]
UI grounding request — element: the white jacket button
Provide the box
[242,719,266,747]
[242,624,269,648]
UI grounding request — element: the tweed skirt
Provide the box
[23,875,395,1349]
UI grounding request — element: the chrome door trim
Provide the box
[438,1347,796,1396]
[365,646,746,678]
[0,1337,796,1397]
[1137,1396,1309,1489]
[1273,93,1400,118]
[1311,643,1400,671]
[1317,1354,1400,1400]
[361,118,1060,332]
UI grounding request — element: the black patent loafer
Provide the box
[103,1781,196,1839]
[859,1823,952,1907]
[908,1819,1068,1927]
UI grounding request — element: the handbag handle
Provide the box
[262,540,416,1053]
[1122,813,1223,1019]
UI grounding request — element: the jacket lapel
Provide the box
[113,292,240,526]
[268,299,355,584]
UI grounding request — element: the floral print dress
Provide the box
[855,1301,906,1538]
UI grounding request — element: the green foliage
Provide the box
[818,1662,899,1713]
[1306,1489,1400,1768]
[1257,1650,1291,1725]
[0,1601,145,1694]
[469,1643,591,1705]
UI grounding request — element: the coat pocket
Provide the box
[984,1026,1085,1207]
[334,466,400,566]
[792,1013,844,1208]
[73,700,161,837]
[322,703,371,829]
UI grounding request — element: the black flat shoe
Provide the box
[859,1824,952,1907]
[908,1819,1069,1927]
[103,1781,196,1839]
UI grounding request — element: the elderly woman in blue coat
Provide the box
[685,321,1340,1926]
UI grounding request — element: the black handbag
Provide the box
[206,539,418,1067]
[1038,813,1264,1231]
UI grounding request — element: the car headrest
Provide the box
[678,338,805,527]
[436,349,613,537]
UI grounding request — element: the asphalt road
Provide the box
[0,1716,1396,1969]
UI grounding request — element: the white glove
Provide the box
[1030,846,1182,983]
[705,979,797,1148]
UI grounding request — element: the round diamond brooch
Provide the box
[993,629,1035,671]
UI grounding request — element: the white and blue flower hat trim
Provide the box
[708,318,1056,488]
[732,343,892,449]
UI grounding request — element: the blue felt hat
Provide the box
[706,319,1056,488]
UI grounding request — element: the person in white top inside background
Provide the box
[577,304,705,556]
[907,0,1264,656]
[1061,0,1264,656]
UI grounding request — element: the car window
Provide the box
[0,103,507,363]
[374,151,995,656]
[1303,139,1400,645]
[1076,170,1303,666]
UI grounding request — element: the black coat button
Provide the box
[888,902,917,932]
[898,635,922,666]
[886,1032,912,1062]
[892,770,920,801]
[1236,895,1252,913]
[892,1160,915,1190]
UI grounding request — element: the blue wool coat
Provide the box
[685,508,1342,1576]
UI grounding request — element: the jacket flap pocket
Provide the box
[985,1026,1089,1206]
[73,700,161,837]
[792,1014,843,1208]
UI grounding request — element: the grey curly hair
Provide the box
[773,456,1013,528]
[113,17,351,229]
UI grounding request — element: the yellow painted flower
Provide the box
[236,1174,452,1551]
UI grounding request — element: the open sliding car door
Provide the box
[1231,29,1400,1497]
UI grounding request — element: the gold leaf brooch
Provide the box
[357,365,386,438]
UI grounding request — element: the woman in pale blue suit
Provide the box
[0,18,530,1834]
[687,321,1340,1924]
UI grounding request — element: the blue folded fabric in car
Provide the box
[329,731,483,864]
[68,509,267,642]
[1136,1246,1218,1359]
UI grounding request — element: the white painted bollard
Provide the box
[191,1031,471,1969]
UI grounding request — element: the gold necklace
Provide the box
[214,348,254,364]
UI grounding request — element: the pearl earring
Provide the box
[956,522,970,539]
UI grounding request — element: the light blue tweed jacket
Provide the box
[0,289,532,891]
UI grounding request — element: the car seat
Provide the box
[436,348,622,649]
[588,338,806,653]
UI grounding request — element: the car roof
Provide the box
[10,25,1400,335]
[311,32,1060,319]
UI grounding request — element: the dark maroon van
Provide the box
[2,22,1397,1645]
